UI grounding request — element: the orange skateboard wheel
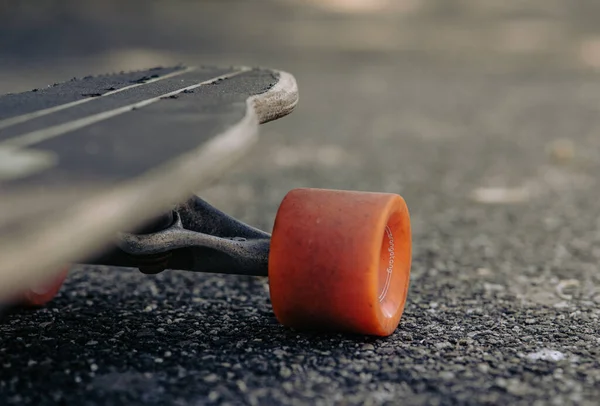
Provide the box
[268,188,412,337]
[18,267,69,307]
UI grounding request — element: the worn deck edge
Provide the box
[0,68,299,299]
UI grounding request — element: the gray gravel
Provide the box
[1,1,600,405]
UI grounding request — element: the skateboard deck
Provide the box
[0,65,299,299]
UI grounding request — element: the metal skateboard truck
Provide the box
[93,195,271,277]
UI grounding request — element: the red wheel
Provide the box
[18,267,69,307]
[268,188,412,337]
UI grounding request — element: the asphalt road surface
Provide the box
[1,1,600,405]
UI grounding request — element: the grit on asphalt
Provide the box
[1,1,600,405]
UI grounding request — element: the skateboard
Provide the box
[0,64,412,337]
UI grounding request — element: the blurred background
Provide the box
[2,0,600,92]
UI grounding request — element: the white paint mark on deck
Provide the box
[0,67,248,181]
[0,67,196,130]
[0,147,58,181]
[0,68,247,150]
